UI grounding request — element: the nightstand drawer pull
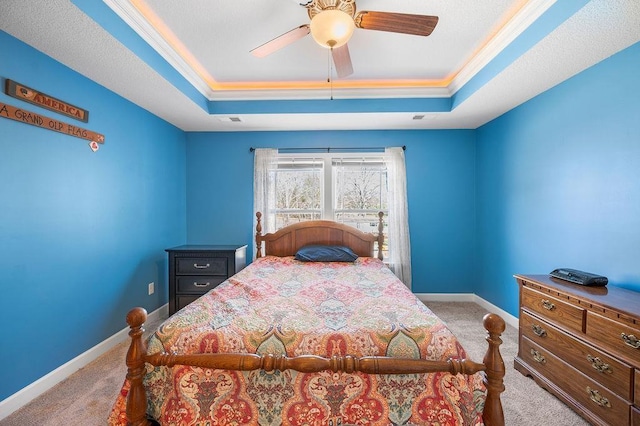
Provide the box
[586,355,613,374]
[586,387,611,408]
[531,324,547,337]
[193,281,211,287]
[530,349,546,364]
[621,333,640,349]
[193,263,211,269]
[541,299,555,311]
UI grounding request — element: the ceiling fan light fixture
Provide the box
[310,9,355,49]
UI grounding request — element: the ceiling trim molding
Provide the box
[105,0,555,104]
[104,0,214,99]
[208,86,452,101]
[448,0,557,95]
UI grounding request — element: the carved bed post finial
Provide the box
[126,307,151,426]
[482,313,506,426]
[377,211,384,260]
[256,212,263,258]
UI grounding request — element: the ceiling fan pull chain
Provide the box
[328,48,334,100]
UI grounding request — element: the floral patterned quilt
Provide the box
[109,256,485,425]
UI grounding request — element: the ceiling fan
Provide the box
[250,0,439,79]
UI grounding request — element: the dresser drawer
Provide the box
[586,312,640,365]
[635,369,640,407]
[632,406,640,426]
[176,257,228,275]
[177,275,227,294]
[521,337,631,426]
[521,310,633,400]
[521,285,585,333]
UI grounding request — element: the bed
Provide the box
[109,212,506,425]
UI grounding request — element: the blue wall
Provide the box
[185,130,478,294]
[3,25,639,406]
[476,41,640,316]
[0,32,187,400]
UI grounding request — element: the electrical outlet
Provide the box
[148,282,154,295]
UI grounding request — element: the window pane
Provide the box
[333,159,389,259]
[334,162,387,211]
[272,159,323,229]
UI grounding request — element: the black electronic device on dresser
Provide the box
[166,245,247,315]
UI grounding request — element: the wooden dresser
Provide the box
[514,274,640,426]
[166,245,247,315]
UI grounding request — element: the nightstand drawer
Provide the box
[176,295,201,312]
[177,276,226,294]
[633,406,640,426]
[176,257,227,275]
[586,312,640,365]
[521,285,585,333]
[521,310,633,400]
[521,337,631,426]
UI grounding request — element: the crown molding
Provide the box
[104,0,213,98]
[105,0,556,103]
[448,0,557,95]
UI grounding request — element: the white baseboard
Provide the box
[415,293,519,329]
[471,295,519,330]
[415,292,477,302]
[0,304,169,421]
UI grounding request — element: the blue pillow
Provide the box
[295,245,358,262]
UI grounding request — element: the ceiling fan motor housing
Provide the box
[307,0,356,19]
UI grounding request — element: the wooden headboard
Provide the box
[255,212,384,260]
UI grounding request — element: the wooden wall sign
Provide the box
[5,79,89,123]
[0,101,104,144]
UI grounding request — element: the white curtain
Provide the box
[384,147,412,289]
[253,148,278,259]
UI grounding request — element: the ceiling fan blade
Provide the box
[332,44,354,78]
[355,11,438,37]
[250,25,310,58]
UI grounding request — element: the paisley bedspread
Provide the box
[109,256,486,425]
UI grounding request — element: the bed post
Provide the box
[126,307,151,426]
[255,211,263,258]
[481,313,506,426]
[377,211,384,260]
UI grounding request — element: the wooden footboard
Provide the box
[124,307,505,426]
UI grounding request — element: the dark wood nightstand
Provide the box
[166,245,247,315]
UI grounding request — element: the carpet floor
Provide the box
[1,302,588,425]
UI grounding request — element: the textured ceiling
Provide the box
[1,0,639,131]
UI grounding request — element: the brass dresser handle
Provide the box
[586,387,611,408]
[531,324,547,337]
[530,349,546,364]
[621,333,640,349]
[586,355,613,374]
[541,299,555,311]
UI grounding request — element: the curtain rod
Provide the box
[249,146,406,153]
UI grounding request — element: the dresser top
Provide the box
[515,274,640,318]
[166,244,247,252]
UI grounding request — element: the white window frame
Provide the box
[274,152,389,223]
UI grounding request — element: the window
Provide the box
[268,155,389,257]
[254,147,411,288]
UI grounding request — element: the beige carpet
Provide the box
[1,302,588,425]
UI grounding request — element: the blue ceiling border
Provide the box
[72,0,592,116]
